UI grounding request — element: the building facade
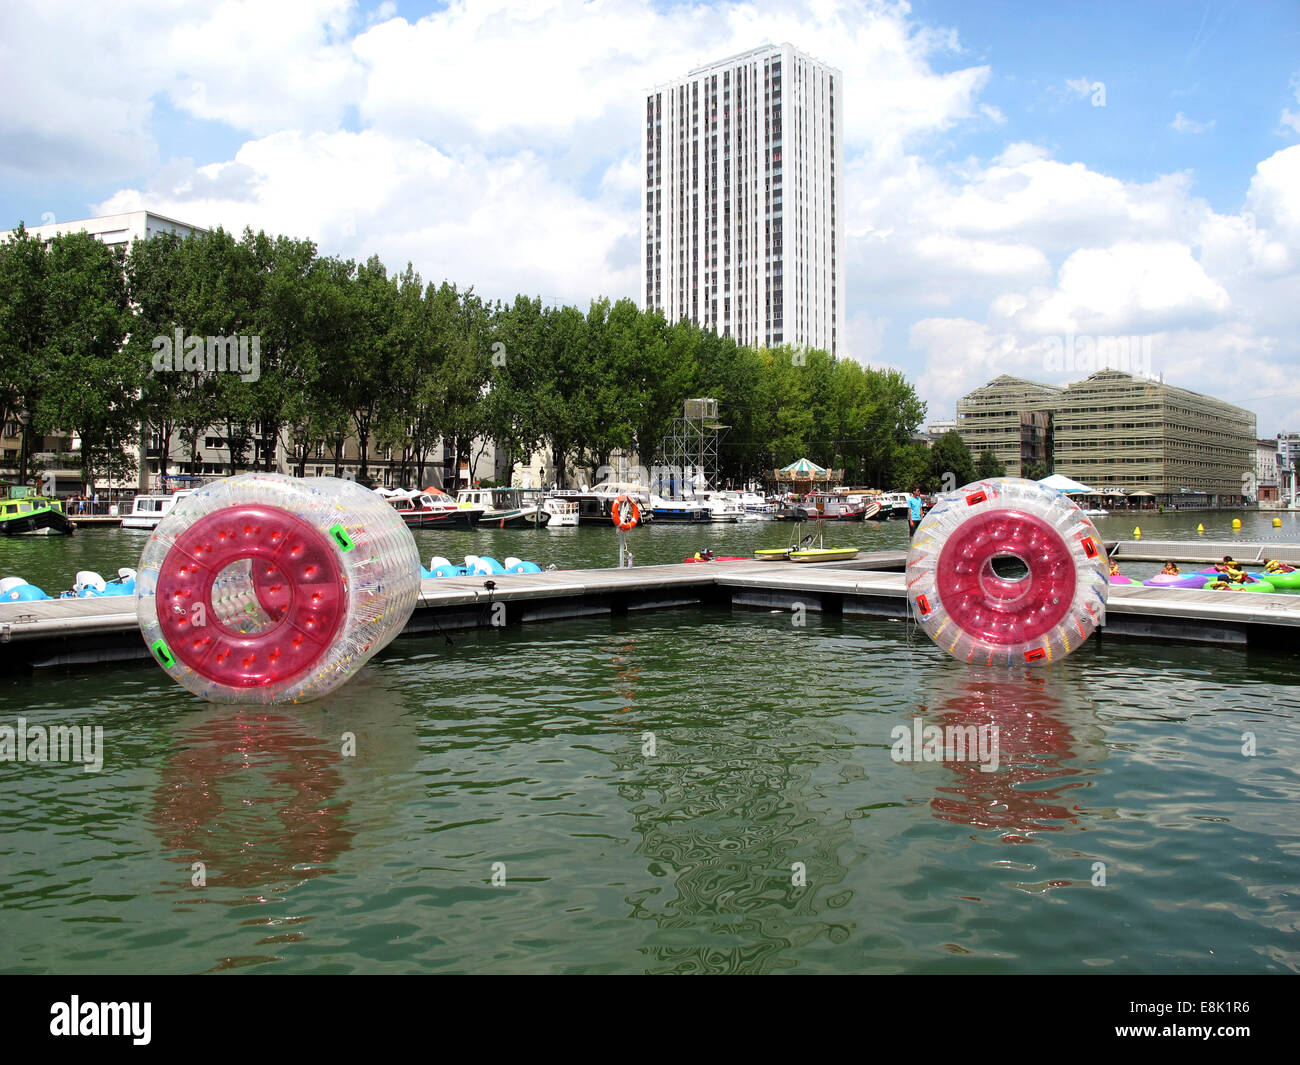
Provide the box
[1255,439,1278,502]
[0,209,206,251]
[1277,431,1300,506]
[957,370,1257,503]
[1,211,212,496]
[1276,432,1300,473]
[643,43,843,356]
[1052,371,1255,499]
[955,375,1062,477]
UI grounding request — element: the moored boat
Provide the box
[547,482,654,526]
[693,490,746,522]
[0,485,75,536]
[385,488,483,528]
[456,487,551,528]
[121,489,196,530]
[648,493,710,523]
[877,492,910,520]
[798,493,868,521]
[542,497,579,527]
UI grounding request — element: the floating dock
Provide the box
[1108,538,1300,565]
[3,545,1299,671]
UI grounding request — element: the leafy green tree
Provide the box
[1022,459,1050,481]
[249,231,319,474]
[534,303,590,487]
[36,232,136,489]
[927,431,976,492]
[755,347,815,469]
[483,294,547,485]
[889,441,933,492]
[976,449,1007,479]
[693,329,763,485]
[437,283,492,488]
[633,310,696,473]
[0,224,51,483]
[861,367,927,489]
[346,255,402,482]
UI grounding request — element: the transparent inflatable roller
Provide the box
[906,477,1109,665]
[137,473,421,703]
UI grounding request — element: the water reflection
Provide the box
[914,665,1107,843]
[613,696,857,974]
[152,707,354,893]
[604,635,642,716]
[150,669,420,896]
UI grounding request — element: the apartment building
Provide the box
[644,44,843,355]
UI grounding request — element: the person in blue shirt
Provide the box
[907,487,924,537]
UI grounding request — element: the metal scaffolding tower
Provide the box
[658,398,728,491]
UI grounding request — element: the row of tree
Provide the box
[1,223,946,491]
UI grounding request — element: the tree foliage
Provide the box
[1,224,932,493]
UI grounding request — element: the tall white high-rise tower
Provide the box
[642,43,843,356]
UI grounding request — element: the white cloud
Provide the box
[886,141,1298,430]
[0,0,362,179]
[1014,241,1232,335]
[95,128,638,303]
[1280,73,1300,136]
[1170,111,1214,134]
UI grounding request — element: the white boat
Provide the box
[694,490,746,523]
[121,490,196,529]
[545,482,654,526]
[647,492,710,523]
[383,488,482,528]
[717,490,765,521]
[878,492,910,520]
[739,490,776,517]
[542,497,579,527]
[456,487,550,528]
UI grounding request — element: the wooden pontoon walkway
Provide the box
[3,544,1299,671]
[1107,538,1300,565]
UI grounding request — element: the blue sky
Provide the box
[2,0,1297,433]
[914,1,1292,199]
[909,0,1298,208]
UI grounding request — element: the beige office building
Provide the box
[1053,370,1254,500]
[956,370,1256,503]
[955,375,1062,477]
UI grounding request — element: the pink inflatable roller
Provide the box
[906,478,1109,665]
[136,473,421,704]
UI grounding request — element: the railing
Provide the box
[62,499,127,516]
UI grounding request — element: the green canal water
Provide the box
[1,511,1298,973]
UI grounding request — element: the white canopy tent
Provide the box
[1037,473,1097,494]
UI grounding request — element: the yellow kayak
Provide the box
[788,548,860,563]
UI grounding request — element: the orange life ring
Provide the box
[612,494,640,530]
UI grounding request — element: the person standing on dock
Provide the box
[907,488,924,538]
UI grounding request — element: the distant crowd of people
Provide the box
[61,492,109,515]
